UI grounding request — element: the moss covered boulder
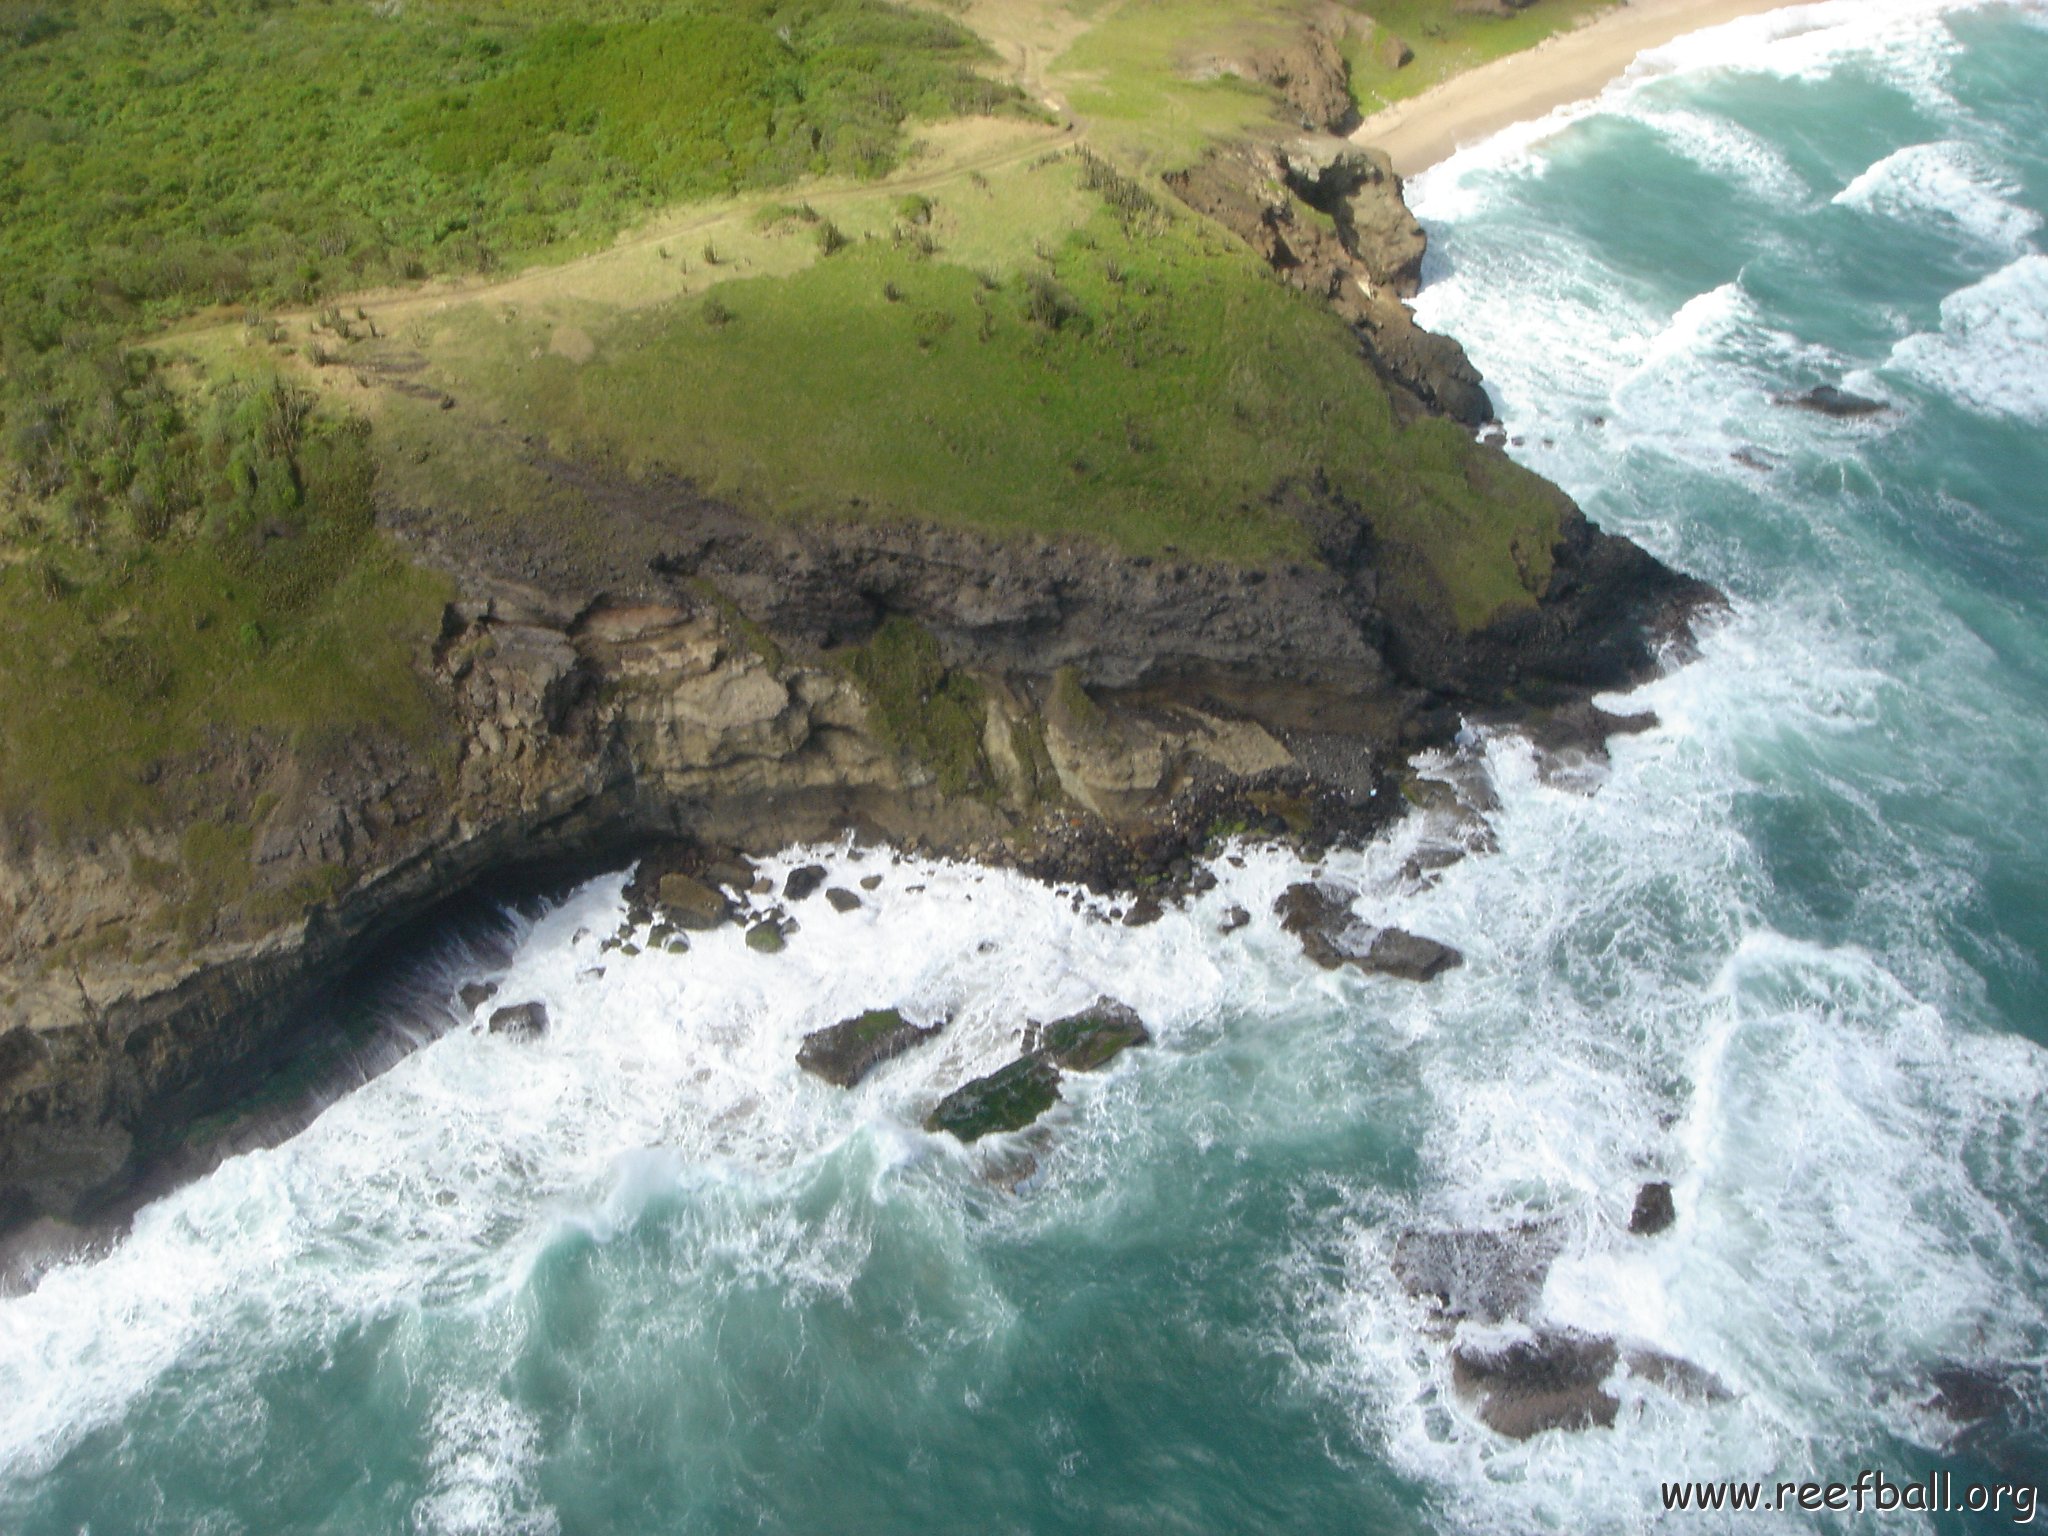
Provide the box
[798,1008,942,1088]
[925,1057,1061,1143]
[656,872,731,932]
[1027,997,1151,1071]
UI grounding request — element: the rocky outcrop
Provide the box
[1452,1330,1622,1439]
[798,1008,942,1088]
[925,1056,1062,1142]
[1629,1180,1676,1236]
[1025,997,1151,1071]
[1166,138,1495,424]
[1189,4,1365,133]
[1274,882,1463,979]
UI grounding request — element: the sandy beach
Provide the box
[1352,0,1801,174]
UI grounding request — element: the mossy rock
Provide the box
[925,1056,1061,1142]
[1028,997,1151,1071]
[656,872,731,931]
[797,1007,942,1088]
[745,920,786,954]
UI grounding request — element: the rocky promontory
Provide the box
[0,146,1716,1249]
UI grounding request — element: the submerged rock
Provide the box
[1027,997,1151,1072]
[1629,1180,1676,1236]
[1219,905,1250,934]
[824,886,863,913]
[744,919,786,954]
[926,1057,1062,1142]
[783,863,829,902]
[457,980,499,1013]
[1782,383,1889,417]
[1392,1225,1563,1325]
[1452,1330,1621,1440]
[797,1008,942,1088]
[1625,1347,1734,1404]
[486,1002,548,1040]
[1926,1362,2023,1424]
[656,872,731,931]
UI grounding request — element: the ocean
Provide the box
[3,2,2044,1529]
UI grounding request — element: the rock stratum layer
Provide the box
[0,161,1716,1244]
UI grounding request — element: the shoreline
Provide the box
[1352,0,1801,176]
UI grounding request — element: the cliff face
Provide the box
[0,484,1708,1236]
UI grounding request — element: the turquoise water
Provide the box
[5,3,2046,1530]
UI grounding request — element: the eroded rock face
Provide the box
[1027,998,1151,1072]
[797,1008,942,1089]
[925,1057,1062,1143]
[1165,140,1494,424]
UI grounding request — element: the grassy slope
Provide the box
[386,154,1559,610]
[1,0,1587,854]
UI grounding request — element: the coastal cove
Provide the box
[3,1,2047,1532]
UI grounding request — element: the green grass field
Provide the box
[398,153,1561,619]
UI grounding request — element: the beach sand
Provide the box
[1352,0,1801,174]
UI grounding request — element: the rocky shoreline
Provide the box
[0,150,1718,1259]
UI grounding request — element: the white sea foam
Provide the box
[1887,253,2048,421]
[1835,140,2042,253]
[1292,611,2048,1531]
[1409,0,1998,225]
[0,841,1375,1482]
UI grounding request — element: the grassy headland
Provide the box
[3,0,1593,846]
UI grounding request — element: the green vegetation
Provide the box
[0,0,1009,841]
[834,618,991,796]
[0,371,449,832]
[1345,0,1620,112]
[425,156,1560,619]
[0,0,1009,336]
[1053,0,1302,169]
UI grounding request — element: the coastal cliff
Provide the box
[0,0,1716,1242]
[0,446,1709,1239]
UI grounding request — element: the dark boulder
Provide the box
[744,919,787,954]
[1452,1330,1621,1439]
[783,864,829,902]
[1275,883,1461,979]
[487,1002,548,1040]
[1275,881,1361,969]
[1363,928,1463,981]
[824,887,863,913]
[1219,905,1251,934]
[1122,895,1164,927]
[656,872,731,931]
[1629,1181,1676,1236]
[458,980,499,1013]
[1027,998,1151,1072]
[925,1057,1062,1142]
[797,1008,942,1088]
[1927,1363,2022,1424]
